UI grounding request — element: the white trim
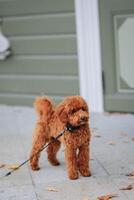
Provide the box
[75,0,104,112]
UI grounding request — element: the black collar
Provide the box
[66,123,79,132]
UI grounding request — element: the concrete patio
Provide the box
[0,105,134,200]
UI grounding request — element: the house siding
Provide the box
[0,0,79,106]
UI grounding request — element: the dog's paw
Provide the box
[69,172,79,180]
[51,161,60,166]
[80,169,91,177]
[31,165,40,171]
[48,158,60,166]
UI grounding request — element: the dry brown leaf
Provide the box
[98,194,118,200]
[91,128,102,138]
[126,170,134,177]
[46,187,59,192]
[119,132,128,136]
[94,134,101,138]
[0,163,5,168]
[6,164,20,170]
[120,184,133,190]
[82,196,89,200]
[128,177,134,180]
[108,141,116,145]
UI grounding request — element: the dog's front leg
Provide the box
[65,145,78,180]
[78,144,91,177]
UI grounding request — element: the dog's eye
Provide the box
[71,109,76,114]
[81,107,86,111]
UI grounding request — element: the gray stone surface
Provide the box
[0,106,134,199]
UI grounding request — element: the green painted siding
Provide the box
[0,0,79,106]
[0,57,78,75]
[0,75,79,95]
[0,0,75,16]
[3,14,76,36]
[10,36,77,55]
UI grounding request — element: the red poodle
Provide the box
[30,96,91,180]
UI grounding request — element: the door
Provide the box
[99,0,134,112]
[0,0,79,106]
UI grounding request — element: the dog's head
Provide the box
[56,96,89,127]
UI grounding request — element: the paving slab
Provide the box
[0,184,37,200]
[34,176,129,200]
[0,105,134,200]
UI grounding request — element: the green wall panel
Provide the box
[10,36,77,55]
[0,0,74,16]
[0,94,64,106]
[0,57,78,75]
[3,14,76,36]
[0,0,79,106]
[0,76,79,95]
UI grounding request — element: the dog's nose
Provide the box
[81,116,87,121]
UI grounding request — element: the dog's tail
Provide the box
[34,96,54,123]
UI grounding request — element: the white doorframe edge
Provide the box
[75,0,104,112]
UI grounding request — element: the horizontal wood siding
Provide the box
[0,94,64,106]
[0,0,75,16]
[10,35,77,55]
[0,75,79,95]
[0,0,79,106]
[3,14,76,36]
[0,57,78,75]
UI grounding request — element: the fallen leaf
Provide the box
[6,164,20,170]
[128,177,134,180]
[126,170,134,177]
[119,132,128,136]
[91,128,102,138]
[94,134,101,138]
[120,184,133,190]
[0,163,5,168]
[108,141,116,145]
[131,137,134,141]
[82,196,89,200]
[98,194,118,200]
[46,187,58,192]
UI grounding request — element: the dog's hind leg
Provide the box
[30,122,48,170]
[47,137,61,166]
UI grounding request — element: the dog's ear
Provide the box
[56,104,68,123]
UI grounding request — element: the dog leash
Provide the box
[0,124,77,179]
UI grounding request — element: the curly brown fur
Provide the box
[30,96,91,180]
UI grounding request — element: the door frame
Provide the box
[75,0,104,112]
